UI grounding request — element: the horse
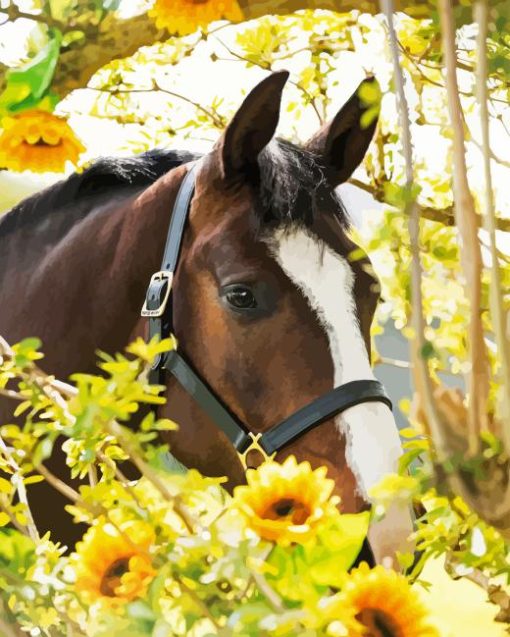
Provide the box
[0,71,413,567]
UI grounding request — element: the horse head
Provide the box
[156,72,414,566]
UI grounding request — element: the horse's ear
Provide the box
[305,77,380,187]
[219,70,289,180]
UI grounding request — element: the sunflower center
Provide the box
[264,498,310,524]
[99,556,131,597]
[356,609,401,637]
[22,138,61,148]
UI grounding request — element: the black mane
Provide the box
[258,139,349,228]
[0,141,347,241]
[0,149,200,239]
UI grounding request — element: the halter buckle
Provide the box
[141,271,173,318]
[238,432,276,470]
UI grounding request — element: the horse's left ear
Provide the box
[305,77,380,186]
[218,70,289,181]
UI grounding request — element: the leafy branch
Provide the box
[349,177,510,233]
[88,82,227,129]
[380,0,444,458]
[0,2,69,33]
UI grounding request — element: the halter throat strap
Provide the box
[142,163,393,458]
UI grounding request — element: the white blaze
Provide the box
[268,227,414,565]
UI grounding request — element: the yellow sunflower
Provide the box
[72,519,156,605]
[232,455,340,545]
[0,110,85,173]
[335,563,439,637]
[149,0,244,35]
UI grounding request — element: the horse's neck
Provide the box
[2,166,187,380]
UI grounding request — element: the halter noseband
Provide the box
[141,163,392,467]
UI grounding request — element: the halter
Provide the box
[141,163,392,467]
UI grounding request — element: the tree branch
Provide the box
[439,0,490,451]
[212,35,324,123]
[0,3,68,32]
[0,436,39,542]
[474,0,510,447]
[0,0,468,107]
[0,609,26,637]
[238,0,459,20]
[87,83,227,129]
[48,13,167,99]
[348,177,510,233]
[0,11,167,97]
[381,0,445,458]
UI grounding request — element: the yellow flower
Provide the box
[0,110,85,173]
[149,0,243,35]
[72,519,156,605]
[232,455,340,545]
[335,563,439,637]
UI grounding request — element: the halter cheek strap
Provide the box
[142,163,392,464]
[142,165,198,379]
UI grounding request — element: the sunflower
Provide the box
[0,110,85,173]
[232,455,340,545]
[149,0,244,35]
[335,563,439,637]
[72,519,156,605]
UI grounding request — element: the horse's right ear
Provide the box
[218,71,289,181]
[304,77,380,187]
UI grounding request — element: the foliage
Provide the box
[1,2,509,364]
[2,0,510,632]
[0,336,436,637]
[3,4,508,389]
[371,427,510,585]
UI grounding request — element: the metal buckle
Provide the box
[238,432,276,470]
[141,271,173,318]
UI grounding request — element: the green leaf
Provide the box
[127,600,156,621]
[102,0,121,10]
[358,79,382,107]
[0,527,36,571]
[360,105,380,130]
[308,512,370,585]
[16,337,42,352]
[420,340,436,360]
[12,337,44,367]
[399,427,421,439]
[399,447,424,474]
[32,438,54,467]
[48,0,75,21]
[0,32,61,115]
[0,83,32,113]
[61,30,86,48]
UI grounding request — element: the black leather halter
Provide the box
[142,163,392,465]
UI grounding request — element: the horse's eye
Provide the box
[225,286,257,310]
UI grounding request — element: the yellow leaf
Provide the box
[0,477,12,493]
[14,400,32,418]
[24,475,45,485]
[15,511,28,525]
